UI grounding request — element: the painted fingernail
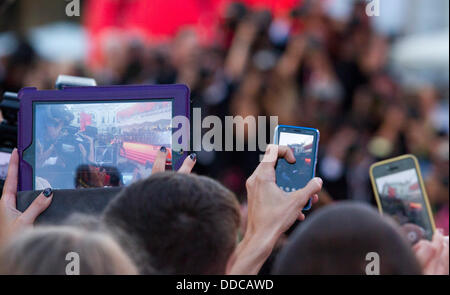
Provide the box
[160,146,167,153]
[189,153,197,161]
[43,188,53,198]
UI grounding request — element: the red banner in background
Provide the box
[242,0,299,13]
[84,0,301,68]
[117,102,169,121]
[80,112,92,132]
[85,0,225,40]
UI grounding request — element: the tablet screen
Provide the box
[33,100,172,189]
[0,151,11,181]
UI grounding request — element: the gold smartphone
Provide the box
[369,155,435,241]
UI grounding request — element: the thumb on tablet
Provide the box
[178,153,197,174]
[19,188,53,226]
[152,146,168,173]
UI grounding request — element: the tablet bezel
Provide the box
[18,84,190,191]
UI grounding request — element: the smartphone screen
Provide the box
[275,126,319,210]
[371,156,434,240]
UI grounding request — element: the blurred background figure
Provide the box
[0,0,448,234]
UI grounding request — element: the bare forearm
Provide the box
[227,231,277,275]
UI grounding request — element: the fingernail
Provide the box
[43,188,53,198]
[189,153,197,161]
[315,177,323,185]
[160,146,167,153]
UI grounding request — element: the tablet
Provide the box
[17,188,122,224]
[18,84,190,191]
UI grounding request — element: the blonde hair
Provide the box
[0,226,138,275]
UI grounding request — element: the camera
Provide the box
[0,91,19,150]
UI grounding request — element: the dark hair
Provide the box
[45,105,74,127]
[273,202,422,275]
[75,164,98,188]
[102,172,241,275]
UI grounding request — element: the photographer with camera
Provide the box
[35,105,95,189]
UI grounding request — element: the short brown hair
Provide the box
[273,202,422,275]
[102,172,241,274]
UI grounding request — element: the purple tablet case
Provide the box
[18,84,190,191]
[17,187,122,224]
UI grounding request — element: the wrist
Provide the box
[241,227,279,260]
[228,230,278,275]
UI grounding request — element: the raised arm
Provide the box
[227,145,322,274]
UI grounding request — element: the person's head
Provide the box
[0,226,137,275]
[75,164,100,188]
[102,172,241,275]
[43,105,74,139]
[273,202,422,275]
[105,166,122,187]
[63,213,103,232]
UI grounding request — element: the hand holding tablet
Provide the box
[18,84,191,191]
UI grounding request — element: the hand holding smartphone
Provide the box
[273,125,320,211]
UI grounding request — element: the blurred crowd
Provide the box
[0,1,448,234]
